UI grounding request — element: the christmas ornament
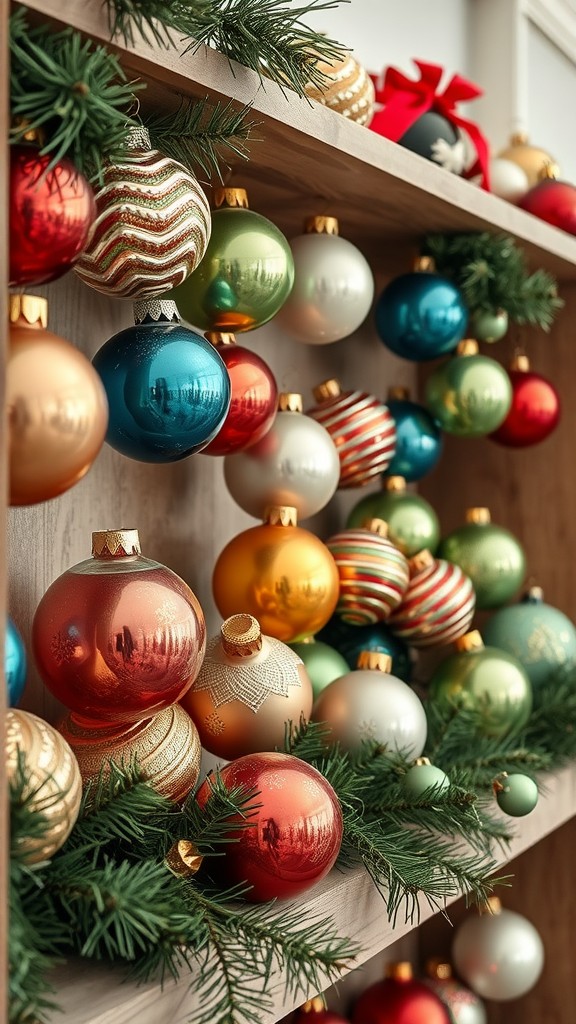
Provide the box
[75,126,211,298]
[325,519,409,625]
[224,393,339,520]
[489,156,529,203]
[498,132,558,187]
[32,528,206,725]
[288,638,349,700]
[276,216,374,344]
[424,960,487,1024]
[468,308,509,344]
[305,52,375,125]
[482,585,576,691]
[6,616,27,707]
[375,257,467,362]
[212,506,339,643]
[352,961,452,1024]
[312,651,427,756]
[316,616,411,679]
[10,144,96,286]
[493,772,539,817]
[201,332,277,456]
[428,631,533,738]
[425,339,512,436]
[181,613,313,759]
[385,386,443,481]
[489,353,560,447]
[59,703,202,803]
[195,751,343,901]
[170,187,294,331]
[388,549,475,648]
[347,475,440,556]
[519,164,576,234]
[402,757,450,798]
[8,294,108,506]
[438,507,526,610]
[292,996,349,1024]
[453,897,544,1000]
[7,709,82,864]
[92,299,230,463]
[306,379,396,487]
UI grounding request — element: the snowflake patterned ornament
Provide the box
[431,135,466,174]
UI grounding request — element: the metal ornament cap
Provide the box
[313,378,342,402]
[92,529,141,558]
[304,215,339,235]
[213,186,249,209]
[357,650,392,672]
[133,299,180,325]
[10,293,47,327]
[165,839,203,878]
[220,614,263,657]
[386,961,414,981]
[454,630,484,653]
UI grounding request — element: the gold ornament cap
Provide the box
[454,630,484,653]
[511,352,530,372]
[426,959,453,981]
[357,650,392,673]
[409,549,434,575]
[362,518,388,537]
[304,215,339,236]
[510,131,529,146]
[387,386,410,401]
[264,504,298,526]
[384,475,407,493]
[278,392,303,412]
[480,895,502,915]
[205,331,237,347]
[164,839,203,878]
[538,161,560,181]
[414,756,431,767]
[385,962,413,981]
[213,187,249,209]
[92,529,141,559]
[313,378,342,402]
[220,614,263,657]
[466,507,491,524]
[299,997,327,1013]
[413,255,435,273]
[457,339,479,356]
[526,584,544,601]
[9,294,47,328]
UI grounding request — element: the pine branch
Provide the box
[146,99,258,181]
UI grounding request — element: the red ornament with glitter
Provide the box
[490,353,560,448]
[353,962,451,1024]
[292,997,349,1024]
[306,378,396,488]
[326,519,409,624]
[388,549,476,648]
[201,332,278,456]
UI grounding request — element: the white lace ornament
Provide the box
[193,635,304,713]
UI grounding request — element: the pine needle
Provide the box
[146,99,259,181]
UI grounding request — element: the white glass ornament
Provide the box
[490,158,529,203]
[452,897,544,1001]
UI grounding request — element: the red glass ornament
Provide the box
[353,965,451,1024]
[10,146,96,286]
[519,176,576,234]
[202,333,278,455]
[195,751,343,901]
[292,1000,349,1024]
[490,355,560,448]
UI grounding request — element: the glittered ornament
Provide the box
[195,751,343,901]
[276,216,374,344]
[468,308,509,344]
[489,353,560,447]
[33,528,206,725]
[438,507,526,610]
[292,996,349,1024]
[224,392,339,520]
[375,257,467,362]
[212,505,339,643]
[425,339,512,436]
[10,144,95,286]
[289,638,349,700]
[6,616,27,707]
[316,616,411,679]
[312,651,427,756]
[428,631,532,738]
[385,386,443,481]
[353,961,451,1024]
[519,165,576,234]
[201,332,277,456]
[8,294,108,506]
[453,897,544,1001]
[7,709,82,864]
[307,378,396,487]
[388,549,475,648]
[305,53,375,125]
[493,772,539,817]
[498,132,558,186]
[75,127,211,298]
[171,187,294,331]
[424,960,487,1024]
[489,156,529,203]
[402,757,450,798]
[92,299,230,463]
[347,475,440,556]
[181,613,313,759]
[325,519,409,624]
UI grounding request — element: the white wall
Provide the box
[527,23,576,181]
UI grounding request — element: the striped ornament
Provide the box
[75,144,211,299]
[305,54,376,126]
[307,388,397,488]
[326,528,409,625]
[388,556,476,648]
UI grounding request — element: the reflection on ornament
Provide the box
[201,332,277,455]
[498,132,558,187]
[385,386,443,481]
[519,167,576,234]
[489,353,560,447]
[288,638,349,700]
[389,549,475,648]
[489,157,529,203]
[438,507,526,610]
[493,772,539,817]
[453,897,544,1001]
[6,616,27,706]
[353,961,451,1024]
[305,53,375,125]
[425,339,512,436]
[375,257,467,362]
[347,475,440,556]
[316,615,411,679]
[326,519,409,624]
[424,960,487,1024]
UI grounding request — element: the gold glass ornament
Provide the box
[498,132,559,187]
[305,53,375,126]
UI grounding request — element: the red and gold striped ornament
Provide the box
[389,549,476,648]
[75,127,211,299]
[326,519,409,625]
[307,378,396,488]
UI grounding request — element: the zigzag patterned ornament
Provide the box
[75,127,211,299]
[388,549,476,648]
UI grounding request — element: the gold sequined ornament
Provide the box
[305,53,375,126]
[181,614,313,759]
[7,709,83,864]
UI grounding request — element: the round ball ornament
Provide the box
[438,507,526,610]
[494,772,539,817]
[276,216,374,344]
[399,111,466,171]
[181,614,313,759]
[316,616,411,679]
[347,475,440,556]
[385,386,443,481]
[424,960,487,1024]
[224,393,339,520]
[498,132,558,186]
[8,294,108,506]
[306,378,396,488]
[489,156,529,203]
[92,299,230,463]
[375,256,467,362]
[32,528,206,725]
[519,166,576,234]
[388,549,476,649]
[288,638,349,700]
[305,52,375,125]
[75,127,210,298]
[10,144,96,286]
[402,757,450,799]
[6,616,27,707]
[428,631,532,738]
[425,339,512,436]
[453,897,544,1001]
[201,332,277,456]
[292,997,349,1024]
[212,506,339,643]
[468,308,509,344]
[312,651,427,757]
[352,961,451,1024]
[326,519,409,624]
[7,709,82,864]
[489,353,560,447]
[195,751,343,901]
[170,187,294,332]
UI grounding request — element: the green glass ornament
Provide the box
[494,772,539,817]
[402,758,450,798]
[346,475,440,556]
[425,339,512,436]
[289,638,349,700]
[438,507,525,610]
[428,631,532,739]
[469,309,509,344]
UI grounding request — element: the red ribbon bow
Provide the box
[369,60,489,190]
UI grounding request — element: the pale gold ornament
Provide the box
[306,53,375,126]
[497,132,559,187]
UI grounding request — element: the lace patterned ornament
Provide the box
[194,634,304,713]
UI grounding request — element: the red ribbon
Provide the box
[369,60,490,190]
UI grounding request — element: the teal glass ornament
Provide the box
[375,257,467,362]
[92,299,231,462]
[438,507,525,610]
[289,638,349,700]
[385,386,443,482]
[316,615,411,679]
[6,616,27,706]
[494,772,539,817]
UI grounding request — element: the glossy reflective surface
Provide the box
[347,487,440,556]
[482,594,576,691]
[490,368,560,447]
[439,521,526,610]
[202,343,277,455]
[6,616,27,706]
[375,271,467,361]
[429,646,532,738]
[288,640,349,700]
[386,396,443,481]
[425,353,512,436]
[316,616,411,678]
[453,908,544,1001]
[353,976,451,1024]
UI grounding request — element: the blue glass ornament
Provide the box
[6,616,27,706]
[92,299,231,462]
[316,615,412,679]
[385,388,443,482]
[375,260,467,362]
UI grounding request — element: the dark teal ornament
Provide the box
[316,615,411,679]
[375,259,467,362]
[92,299,231,462]
[6,616,27,706]
[385,388,443,482]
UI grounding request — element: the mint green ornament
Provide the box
[469,309,509,343]
[425,339,512,436]
[495,772,539,817]
[346,475,440,557]
[438,507,525,610]
[289,638,348,700]
[402,758,450,798]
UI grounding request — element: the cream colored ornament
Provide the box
[497,132,559,187]
[490,157,529,203]
[306,53,375,126]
